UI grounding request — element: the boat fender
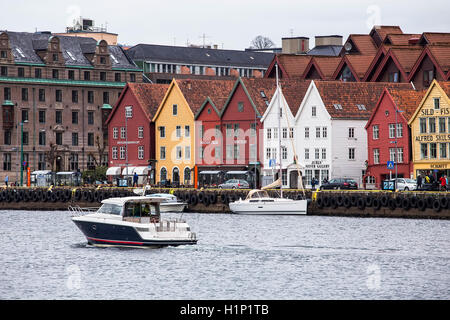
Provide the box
[93,190,100,202]
[5,192,12,203]
[357,198,365,210]
[82,190,90,201]
[440,197,448,210]
[74,189,82,201]
[190,194,198,206]
[88,191,95,202]
[380,195,389,207]
[209,192,217,205]
[432,199,441,212]
[401,197,411,211]
[322,196,330,207]
[365,196,373,207]
[330,197,338,209]
[51,192,58,202]
[198,192,205,203]
[372,197,382,210]
[350,195,358,207]
[203,194,210,207]
[64,189,72,201]
[409,196,418,208]
[417,198,427,211]
[316,197,324,208]
[336,195,344,207]
[14,191,21,202]
[395,196,403,207]
[388,198,396,210]
[343,196,351,208]
[425,196,434,209]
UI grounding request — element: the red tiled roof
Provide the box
[428,45,450,73]
[387,88,426,121]
[176,79,235,115]
[346,54,376,79]
[276,54,312,78]
[384,34,421,46]
[389,47,424,73]
[347,34,378,55]
[372,26,403,42]
[279,80,312,116]
[307,57,342,79]
[128,83,170,121]
[314,81,413,119]
[438,81,450,97]
[240,78,278,116]
[421,33,450,45]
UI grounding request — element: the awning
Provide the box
[226,171,248,174]
[122,167,137,176]
[199,171,222,175]
[31,170,52,175]
[106,167,122,176]
[133,167,150,175]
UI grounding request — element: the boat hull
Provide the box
[72,219,197,248]
[159,203,187,213]
[229,199,307,215]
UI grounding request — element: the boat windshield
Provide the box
[246,190,270,200]
[97,203,122,215]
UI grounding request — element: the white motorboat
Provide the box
[229,188,307,215]
[70,196,197,248]
[146,193,187,213]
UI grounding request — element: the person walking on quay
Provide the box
[311,177,317,190]
[4,175,8,187]
[133,172,139,187]
[439,175,447,191]
[417,174,423,190]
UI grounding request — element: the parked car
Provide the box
[218,179,250,189]
[393,178,417,191]
[320,178,358,190]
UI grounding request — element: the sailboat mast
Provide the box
[275,64,283,198]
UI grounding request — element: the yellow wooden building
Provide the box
[408,80,450,179]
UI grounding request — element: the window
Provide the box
[282,128,287,139]
[289,128,294,139]
[348,148,355,160]
[138,146,144,160]
[130,73,136,83]
[305,127,309,139]
[315,148,320,160]
[159,126,165,138]
[55,110,62,124]
[56,132,63,145]
[112,147,118,159]
[389,148,396,162]
[21,132,29,145]
[185,125,190,138]
[185,146,191,160]
[100,72,106,81]
[39,89,45,102]
[439,118,446,133]
[39,110,46,123]
[305,148,310,160]
[266,128,272,139]
[21,109,29,122]
[226,145,233,160]
[373,149,380,164]
[440,143,447,159]
[251,123,257,136]
[3,153,11,171]
[429,118,436,133]
[39,131,46,146]
[35,68,42,78]
[430,143,437,159]
[373,125,379,140]
[273,127,278,139]
[72,132,78,146]
[68,70,75,80]
[250,144,257,161]
[88,133,94,146]
[226,124,232,137]
[120,147,126,159]
[333,104,343,110]
[396,123,403,138]
[176,126,181,138]
[389,124,396,138]
[100,57,106,64]
[114,73,121,82]
[312,106,317,117]
[238,102,244,112]
[4,130,11,145]
[113,127,118,139]
[38,153,46,170]
[420,143,428,159]
[322,127,327,138]
[321,148,327,160]
[160,146,166,160]
[0,66,7,76]
[84,71,90,81]
[348,127,355,138]
[138,127,144,138]
[55,89,62,102]
[389,71,399,83]
[53,53,59,62]
[88,91,94,104]
[282,146,287,160]
[72,111,78,124]
[160,168,167,182]
[103,92,109,104]
[214,147,220,159]
[266,148,272,160]
[120,127,126,139]
[52,69,59,79]
[434,98,440,109]
[316,127,321,138]
[215,125,221,138]
[18,67,25,78]
[419,118,427,133]
[233,144,239,160]
[21,88,28,101]
[0,50,6,58]
[88,111,94,125]
[398,148,404,163]
[172,104,178,116]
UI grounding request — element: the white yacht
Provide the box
[228,64,308,215]
[71,196,197,248]
[145,193,187,213]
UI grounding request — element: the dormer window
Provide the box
[52,53,58,62]
[100,57,106,64]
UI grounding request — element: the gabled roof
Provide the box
[419,33,450,45]
[408,80,450,125]
[313,80,413,120]
[407,45,450,81]
[365,87,425,128]
[383,34,421,46]
[341,34,378,56]
[106,83,169,124]
[303,56,342,79]
[126,43,274,68]
[370,25,403,43]
[193,79,236,119]
[277,80,312,116]
[265,54,312,79]
[371,46,423,81]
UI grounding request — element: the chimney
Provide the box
[314,35,343,46]
[282,37,309,54]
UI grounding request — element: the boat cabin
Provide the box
[245,190,272,201]
[97,197,163,224]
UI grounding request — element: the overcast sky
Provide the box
[2,0,449,50]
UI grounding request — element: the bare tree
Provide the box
[251,36,275,49]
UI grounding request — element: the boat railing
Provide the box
[69,205,98,217]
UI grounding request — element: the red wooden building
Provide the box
[105,83,169,185]
[364,87,425,188]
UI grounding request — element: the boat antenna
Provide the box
[276,63,283,198]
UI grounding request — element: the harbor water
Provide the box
[0,210,449,300]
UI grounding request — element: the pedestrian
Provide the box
[416,174,422,189]
[4,175,8,187]
[311,177,317,190]
[439,175,447,191]
[133,172,138,187]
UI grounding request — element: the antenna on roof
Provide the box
[199,33,210,48]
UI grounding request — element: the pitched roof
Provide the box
[387,88,426,121]
[371,26,403,42]
[126,43,274,68]
[313,81,413,119]
[307,45,343,56]
[274,54,312,78]
[345,54,376,79]
[420,33,450,45]
[428,45,450,74]
[240,78,278,116]
[383,34,421,46]
[278,80,312,116]
[128,83,170,121]
[389,47,424,73]
[344,34,378,55]
[437,81,450,97]
[304,56,342,79]
[194,79,236,118]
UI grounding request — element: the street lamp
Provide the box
[125,106,133,186]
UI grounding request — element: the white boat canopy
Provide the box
[262,178,282,190]
[106,167,122,176]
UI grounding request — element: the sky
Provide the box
[1,0,449,50]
